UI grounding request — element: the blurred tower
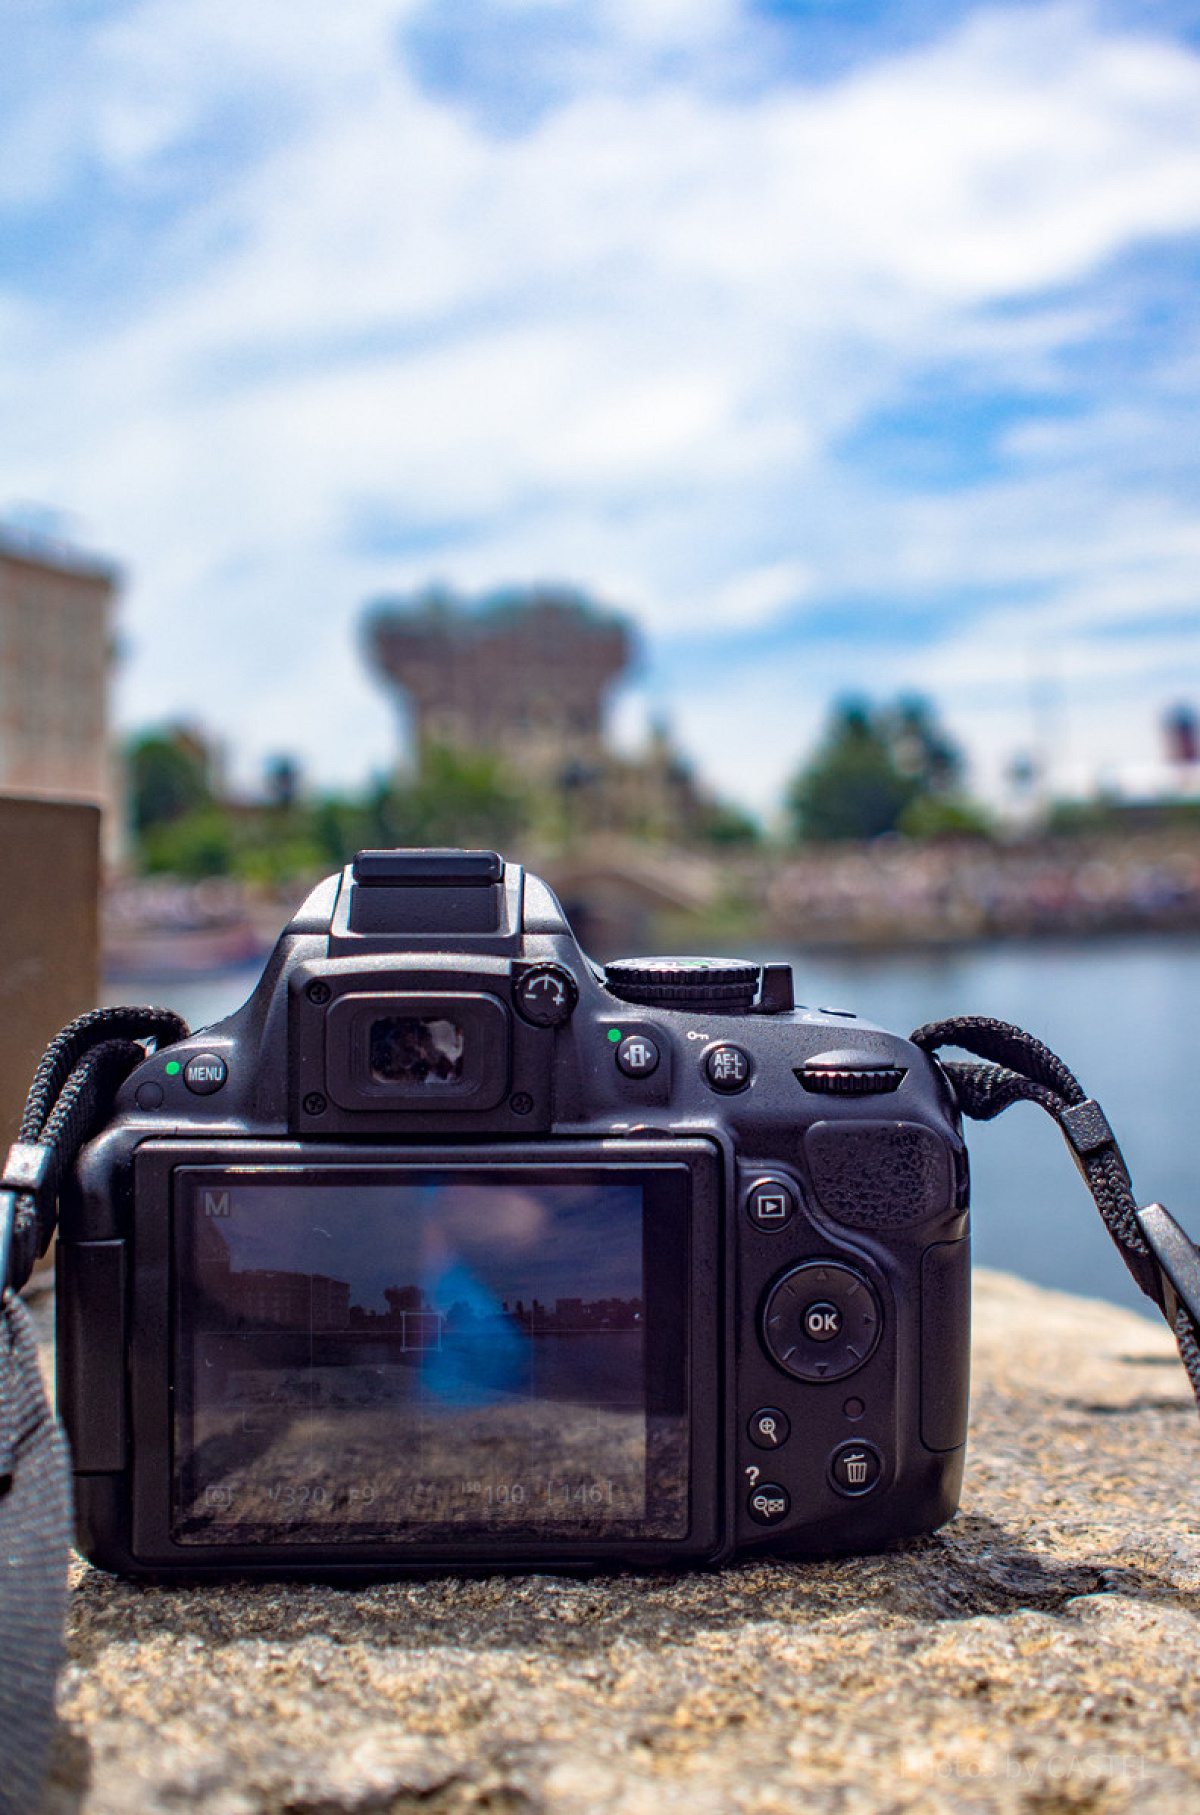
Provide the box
[1164,703,1199,789]
[363,585,633,782]
[0,525,119,848]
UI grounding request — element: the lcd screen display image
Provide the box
[173,1170,690,1545]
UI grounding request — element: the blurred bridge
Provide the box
[539,837,722,957]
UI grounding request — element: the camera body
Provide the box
[58,849,970,1578]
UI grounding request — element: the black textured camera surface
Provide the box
[804,1120,952,1228]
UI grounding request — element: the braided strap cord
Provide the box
[911,1015,1200,1411]
[2,1007,189,1293]
[17,1005,189,1142]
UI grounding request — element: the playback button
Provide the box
[746,1178,797,1231]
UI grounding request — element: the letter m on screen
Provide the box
[203,1190,230,1219]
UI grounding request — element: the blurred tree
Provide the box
[140,806,235,878]
[264,754,300,812]
[376,742,529,849]
[787,698,913,841]
[787,695,980,842]
[897,793,992,840]
[311,793,374,868]
[126,726,213,833]
[693,798,762,847]
[886,696,963,795]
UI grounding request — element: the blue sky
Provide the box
[5,0,1200,815]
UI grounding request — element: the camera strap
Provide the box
[910,1015,1200,1409]
[0,1006,188,1815]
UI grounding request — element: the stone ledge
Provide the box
[35,1270,1200,1815]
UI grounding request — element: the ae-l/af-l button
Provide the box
[704,1043,752,1093]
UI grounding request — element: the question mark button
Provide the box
[746,1483,791,1526]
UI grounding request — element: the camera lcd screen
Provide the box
[172,1168,690,1546]
[369,1016,464,1084]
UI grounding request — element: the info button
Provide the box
[616,1034,660,1078]
[183,1051,229,1096]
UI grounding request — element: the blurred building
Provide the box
[227,1268,351,1331]
[0,526,119,836]
[362,584,730,846]
[364,585,632,784]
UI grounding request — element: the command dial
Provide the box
[605,956,760,1011]
[513,964,578,1027]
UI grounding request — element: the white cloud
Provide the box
[705,560,817,629]
[2,1,1200,803]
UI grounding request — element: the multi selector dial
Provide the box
[761,1261,882,1382]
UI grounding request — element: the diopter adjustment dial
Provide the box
[605,956,760,1012]
[513,963,579,1027]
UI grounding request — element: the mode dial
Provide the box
[605,956,760,1012]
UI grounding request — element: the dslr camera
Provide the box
[58,849,969,1576]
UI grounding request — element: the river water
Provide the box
[105,937,1200,1321]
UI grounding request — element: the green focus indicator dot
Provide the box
[165,1060,182,1075]
[607,1028,622,1043]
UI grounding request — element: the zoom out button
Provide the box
[746,1482,790,1525]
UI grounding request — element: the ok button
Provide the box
[802,1301,842,1342]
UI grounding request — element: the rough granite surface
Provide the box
[28,1269,1200,1815]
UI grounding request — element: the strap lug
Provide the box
[1135,1203,1200,1335]
[0,1192,14,1300]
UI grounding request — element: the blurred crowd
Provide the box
[759,837,1200,945]
[104,833,1200,971]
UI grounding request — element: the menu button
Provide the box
[184,1052,229,1095]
